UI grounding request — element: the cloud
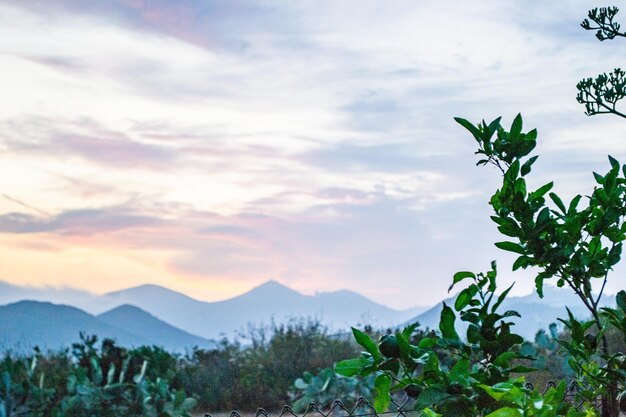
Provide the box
[1,0,625,308]
[0,208,160,236]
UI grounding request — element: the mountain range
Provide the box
[407,286,612,340]
[0,280,426,346]
[0,300,213,353]
[0,279,617,351]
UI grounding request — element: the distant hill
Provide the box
[97,304,214,350]
[104,280,425,339]
[0,300,213,352]
[406,286,612,340]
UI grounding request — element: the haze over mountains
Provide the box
[408,286,612,340]
[0,279,616,351]
[0,300,213,353]
[0,280,426,346]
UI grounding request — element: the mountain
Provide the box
[0,301,143,352]
[0,300,213,352]
[104,280,425,339]
[406,286,613,340]
[97,304,215,351]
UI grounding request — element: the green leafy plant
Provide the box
[337,5,626,415]
[289,367,376,412]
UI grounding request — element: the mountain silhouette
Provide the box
[0,300,212,352]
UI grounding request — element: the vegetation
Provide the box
[0,320,362,416]
[336,5,626,417]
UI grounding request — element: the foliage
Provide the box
[337,5,626,416]
[181,319,361,411]
[1,319,362,415]
[335,264,594,416]
[289,367,376,412]
[578,7,626,119]
[0,334,195,417]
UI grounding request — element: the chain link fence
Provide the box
[204,381,604,417]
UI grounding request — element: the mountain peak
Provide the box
[242,280,302,299]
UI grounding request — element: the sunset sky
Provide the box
[1,0,625,309]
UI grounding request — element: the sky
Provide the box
[0,0,625,310]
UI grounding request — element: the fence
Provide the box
[204,397,418,417]
[204,381,603,417]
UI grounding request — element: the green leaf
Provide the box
[492,283,514,313]
[335,357,370,377]
[535,274,545,298]
[418,337,437,349]
[495,241,525,254]
[416,387,451,410]
[505,160,520,183]
[449,271,475,291]
[529,182,554,200]
[352,328,382,360]
[512,256,530,271]
[374,374,392,412]
[449,358,470,380]
[454,117,481,141]
[549,192,566,214]
[608,154,619,169]
[536,207,551,228]
[422,409,442,417]
[520,155,538,176]
[439,303,460,340]
[617,290,626,312]
[467,323,480,343]
[494,352,517,368]
[510,114,523,139]
[455,285,478,311]
[568,195,582,213]
[593,171,604,184]
[485,407,523,417]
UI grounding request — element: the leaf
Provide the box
[335,358,370,377]
[617,290,626,312]
[512,256,530,271]
[293,378,308,390]
[505,160,520,183]
[535,275,545,298]
[439,303,460,340]
[449,271,475,291]
[535,207,551,227]
[449,358,470,380]
[549,192,566,214]
[593,171,604,184]
[529,182,554,200]
[374,374,392,412]
[495,241,525,254]
[455,285,478,311]
[422,409,443,417]
[510,114,523,139]
[494,352,517,367]
[608,154,619,169]
[454,117,481,141]
[492,283,515,313]
[467,323,480,343]
[568,195,582,213]
[520,155,538,176]
[485,407,523,417]
[418,337,437,349]
[352,328,381,360]
[416,388,450,410]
